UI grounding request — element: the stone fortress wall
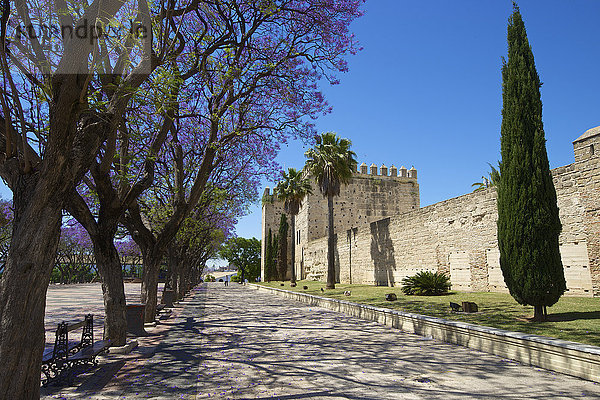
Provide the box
[262,127,600,297]
[261,191,293,280]
[261,163,419,280]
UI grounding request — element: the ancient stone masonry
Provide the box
[261,163,419,281]
[262,127,600,297]
[260,190,291,281]
[573,127,600,296]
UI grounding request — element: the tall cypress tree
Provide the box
[265,228,273,281]
[271,232,279,278]
[497,3,566,321]
[277,213,289,281]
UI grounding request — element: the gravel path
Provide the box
[41,282,600,399]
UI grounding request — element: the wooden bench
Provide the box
[41,314,110,386]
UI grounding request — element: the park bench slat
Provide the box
[70,340,111,361]
[42,341,79,362]
[41,314,109,386]
[63,320,86,331]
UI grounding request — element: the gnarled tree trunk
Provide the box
[0,177,69,398]
[168,245,180,301]
[141,253,161,323]
[93,231,127,346]
[67,192,128,346]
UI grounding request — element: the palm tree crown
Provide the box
[274,168,313,215]
[304,132,357,197]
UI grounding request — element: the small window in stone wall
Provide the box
[591,144,595,156]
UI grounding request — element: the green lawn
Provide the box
[257,280,600,347]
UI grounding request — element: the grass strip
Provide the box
[257,280,600,347]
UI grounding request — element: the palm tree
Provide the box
[304,132,356,289]
[274,168,313,285]
[472,162,501,192]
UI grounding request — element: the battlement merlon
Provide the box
[261,187,279,206]
[355,162,417,179]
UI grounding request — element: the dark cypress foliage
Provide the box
[265,228,273,281]
[497,4,566,321]
[271,232,279,278]
[277,214,289,281]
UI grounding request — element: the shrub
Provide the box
[401,271,451,296]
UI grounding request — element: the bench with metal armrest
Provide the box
[41,314,110,386]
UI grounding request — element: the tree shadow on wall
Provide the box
[370,218,396,287]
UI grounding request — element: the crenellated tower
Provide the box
[261,162,420,281]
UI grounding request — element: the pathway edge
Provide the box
[249,284,600,383]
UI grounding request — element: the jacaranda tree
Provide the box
[497,4,566,321]
[0,0,160,394]
[304,132,356,289]
[120,0,365,322]
[0,0,364,396]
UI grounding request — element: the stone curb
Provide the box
[109,339,139,354]
[249,284,600,383]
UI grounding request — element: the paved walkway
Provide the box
[44,282,164,346]
[42,283,600,399]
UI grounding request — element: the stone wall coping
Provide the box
[573,126,600,143]
[250,284,600,357]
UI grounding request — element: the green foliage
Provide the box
[274,168,313,215]
[261,192,275,206]
[271,232,279,278]
[472,162,501,192]
[260,281,600,347]
[219,237,261,282]
[265,228,278,281]
[274,167,312,283]
[277,214,289,281]
[304,132,357,199]
[497,4,565,319]
[401,271,451,296]
[205,274,216,282]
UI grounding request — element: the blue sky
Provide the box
[234,0,600,240]
[0,1,598,252]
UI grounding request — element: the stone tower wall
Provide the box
[573,127,600,295]
[260,188,293,281]
[294,165,419,280]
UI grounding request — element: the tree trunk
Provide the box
[0,189,63,399]
[167,246,179,300]
[179,264,190,298]
[93,232,127,346]
[326,194,335,289]
[66,192,128,346]
[290,214,296,285]
[141,254,161,323]
[533,305,547,322]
